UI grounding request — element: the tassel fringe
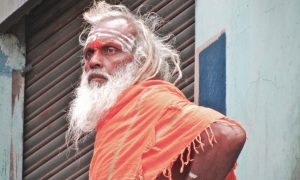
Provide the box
[158,117,238,180]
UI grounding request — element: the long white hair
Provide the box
[79,1,182,84]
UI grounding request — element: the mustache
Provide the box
[83,69,111,82]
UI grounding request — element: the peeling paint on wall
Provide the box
[10,138,14,179]
[12,70,23,115]
[0,34,25,180]
[0,51,11,76]
[0,34,25,70]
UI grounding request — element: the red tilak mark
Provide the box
[87,40,103,49]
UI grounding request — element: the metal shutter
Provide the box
[23,0,195,179]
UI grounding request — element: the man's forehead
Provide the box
[85,17,137,51]
[85,17,136,52]
[85,30,136,52]
[92,16,137,37]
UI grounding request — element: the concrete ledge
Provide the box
[0,0,43,33]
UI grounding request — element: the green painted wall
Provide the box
[196,0,300,179]
[0,34,25,180]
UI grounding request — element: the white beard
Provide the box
[66,61,139,148]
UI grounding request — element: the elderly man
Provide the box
[66,1,246,180]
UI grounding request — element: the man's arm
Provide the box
[186,121,246,180]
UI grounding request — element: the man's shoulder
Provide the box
[116,80,189,111]
[138,80,184,97]
[135,80,188,107]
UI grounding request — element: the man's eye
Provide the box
[84,49,94,60]
[103,46,119,55]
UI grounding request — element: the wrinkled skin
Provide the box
[83,16,137,85]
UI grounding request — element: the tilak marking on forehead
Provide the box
[87,34,133,52]
[89,29,136,44]
[86,29,136,52]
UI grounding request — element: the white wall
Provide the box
[0,0,28,23]
[196,0,300,179]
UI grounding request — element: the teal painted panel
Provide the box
[199,32,226,114]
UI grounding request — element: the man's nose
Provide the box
[85,50,103,71]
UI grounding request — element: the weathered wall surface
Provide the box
[196,0,300,179]
[0,34,25,180]
[0,0,28,24]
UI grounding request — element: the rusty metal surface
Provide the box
[23,0,195,179]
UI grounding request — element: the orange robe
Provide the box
[89,80,238,180]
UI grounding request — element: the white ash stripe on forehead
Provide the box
[96,29,136,45]
[86,33,134,52]
[87,29,135,47]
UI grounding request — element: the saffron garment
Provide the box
[89,80,238,180]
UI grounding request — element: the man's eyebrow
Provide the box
[84,38,129,53]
